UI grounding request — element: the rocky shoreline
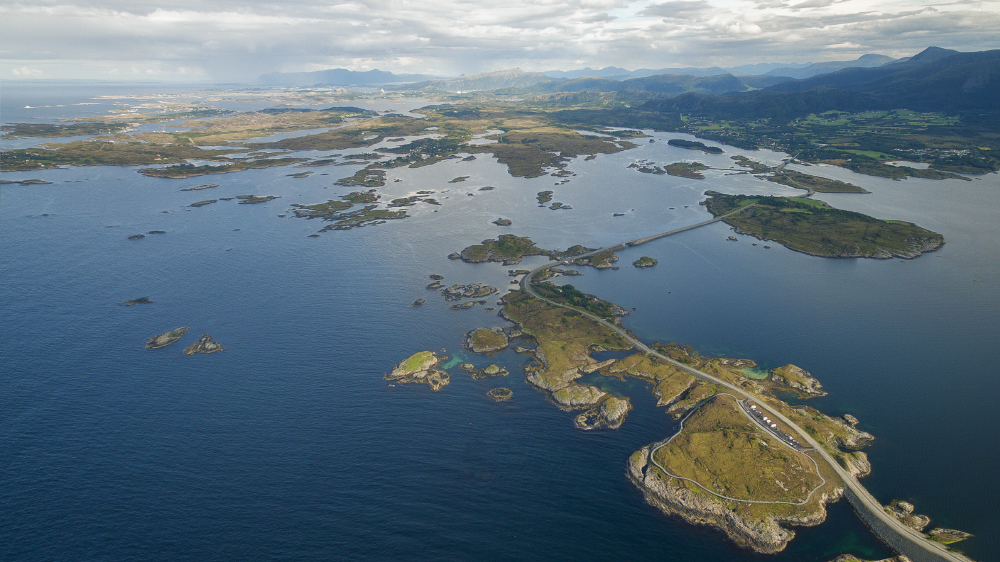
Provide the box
[628,444,841,553]
[183,334,224,355]
[725,222,945,259]
[384,351,450,391]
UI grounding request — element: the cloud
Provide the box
[639,0,712,19]
[1,0,999,80]
[11,66,44,76]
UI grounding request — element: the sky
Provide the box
[2,0,999,81]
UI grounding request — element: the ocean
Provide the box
[2,81,997,562]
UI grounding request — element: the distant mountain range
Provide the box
[395,68,551,91]
[647,47,1000,120]
[257,53,895,88]
[531,73,792,95]
[257,68,436,87]
[538,54,896,81]
[255,48,999,119]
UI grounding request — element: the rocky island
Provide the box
[668,139,723,154]
[665,162,709,179]
[458,234,551,265]
[465,327,509,354]
[629,394,841,553]
[146,327,189,349]
[767,364,827,397]
[470,364,509,380]
[124,296,153,306]
[632,256,658,268]
[384,351,450,391]
[236,194,280,204]
[487,387,513,401]
[183,334,224,355]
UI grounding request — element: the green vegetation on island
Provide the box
[632,256,658,268]
[1,139,238,172]
[139,158,307,178]
[631,394,839,553]
[183,334,224,355]
[667,138,723,154]
[458,234,550,265]
[665,162,709,179]
[766,169,869,193]
[530,282,624,320]
[704,193,945,259]
[385,350,450,391]
[500,289,630,413]
[291,191,406,231]
[484,282,900,552]
[146,327,189,349]
[573,250,618,269]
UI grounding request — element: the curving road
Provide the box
[517,217,971,562]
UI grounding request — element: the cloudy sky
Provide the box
[2,0,999,81]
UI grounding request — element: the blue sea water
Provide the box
[2,82,998,562]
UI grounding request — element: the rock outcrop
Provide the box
[628,445,839,554]
[768,364,827,397]
[183,334,224,355]
[465,327,509,354]
[885,500,930,532]
[487,387,513,401]
[575,396,632,429]
[470,363,509,380]
[384,351,450,391]
[928,528,973,544]
[840,451,872,478]
[145,327,189,349]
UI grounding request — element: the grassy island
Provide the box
[291,191,405,231]
[705,193,944,259]
[459,234,551,265]
[665,162,709,179]
[385,351,450,392]
[668,139,723,154]
[146,327,189,349]
[630,394,840,553]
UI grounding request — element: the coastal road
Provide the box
[517,217,971,562]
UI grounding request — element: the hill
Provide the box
[645,47,1000,120]
[764,54,895,79]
